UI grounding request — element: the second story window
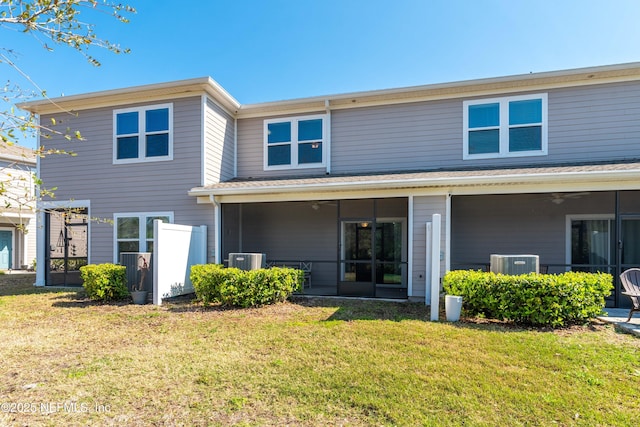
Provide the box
[463,94,547,159]
[264,114,326,170]
[113,104,173,164]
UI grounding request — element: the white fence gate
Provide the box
[153,221,207,305]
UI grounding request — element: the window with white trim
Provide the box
[113,104,173,164]
[114,212,173,261]
[264,114,326,170]
[463,94,547,159]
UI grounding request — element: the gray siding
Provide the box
[235,81,640,177]
[40,96,216,264]
[411,196,447,298]
[204,97,235,183]
[332,100,460,174]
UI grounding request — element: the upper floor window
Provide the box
[463,94,547,159]
[264,114,327,170]
[113,104,173,164]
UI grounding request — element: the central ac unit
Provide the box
[490,254,539,275]
[120,252,153,292]
[228,253,266,271]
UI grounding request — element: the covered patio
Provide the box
[451,190,640,307]
[221,198,409,298]
[190,160,640,306]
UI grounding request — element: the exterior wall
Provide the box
[40,96,216,264]
[204,96,235,184]
[0,158,36,268]
[235,81,640,178]
[23,219,36,268]
[332,100,459,174]
[411,196,447,299]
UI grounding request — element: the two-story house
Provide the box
[21,62,640,306]
[0,144,36,270]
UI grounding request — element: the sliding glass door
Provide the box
[339,219,406,297]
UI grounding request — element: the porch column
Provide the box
[35,207,45,286]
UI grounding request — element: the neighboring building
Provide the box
[19,62,640,306]
[0,144,36,270]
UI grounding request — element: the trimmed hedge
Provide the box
[79,263,129,301]
[442,270,613,327]
[190,264,303,308]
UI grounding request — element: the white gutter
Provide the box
[325,99,331,174]
[201,95,206,186]
[0,154,37,165]
[234,117,238,178]
[445,193,451,273]
[407,195,414,297]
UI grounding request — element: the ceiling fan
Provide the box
[549,192,590,204]
[310,201,337,210]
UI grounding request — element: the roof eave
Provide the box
[18,77,241,116]
[189,168,640,200]
[236,62,640,118]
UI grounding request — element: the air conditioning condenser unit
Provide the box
[490,254,539,275]
[228,253,266,271]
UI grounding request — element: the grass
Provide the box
[0,275,639,426]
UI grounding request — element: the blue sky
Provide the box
[4,0,640,147]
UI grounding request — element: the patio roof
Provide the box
[189,160,640,203]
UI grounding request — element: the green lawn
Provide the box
[0,275,639,426]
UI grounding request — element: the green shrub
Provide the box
[80,263,129,301]
[190,264,303,308]
[442,270,613,327]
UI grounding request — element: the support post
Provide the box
[429,214,442,321]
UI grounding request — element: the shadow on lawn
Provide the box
[291,296,431,322]
[0,274,62,297]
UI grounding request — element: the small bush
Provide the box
[80,263,129,301]
[190,264,303,308]
[442,270,613,327]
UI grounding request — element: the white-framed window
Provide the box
[113,212,173,261]
[113,103,173,164]
[463,93,548,159]
[264,114,327,170]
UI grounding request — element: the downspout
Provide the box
[201,95,206,186]
[445,193,452,273]
[325,99,331,174]
[615,190,621,307]
[407,195,414,298]
[233,117,238,178]
[210,194,221,264]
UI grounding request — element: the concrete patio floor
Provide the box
[598,308,640,337]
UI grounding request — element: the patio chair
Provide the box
[619,268,640,322]
[300,262,312,288]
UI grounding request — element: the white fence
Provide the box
[153,221,207,305]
